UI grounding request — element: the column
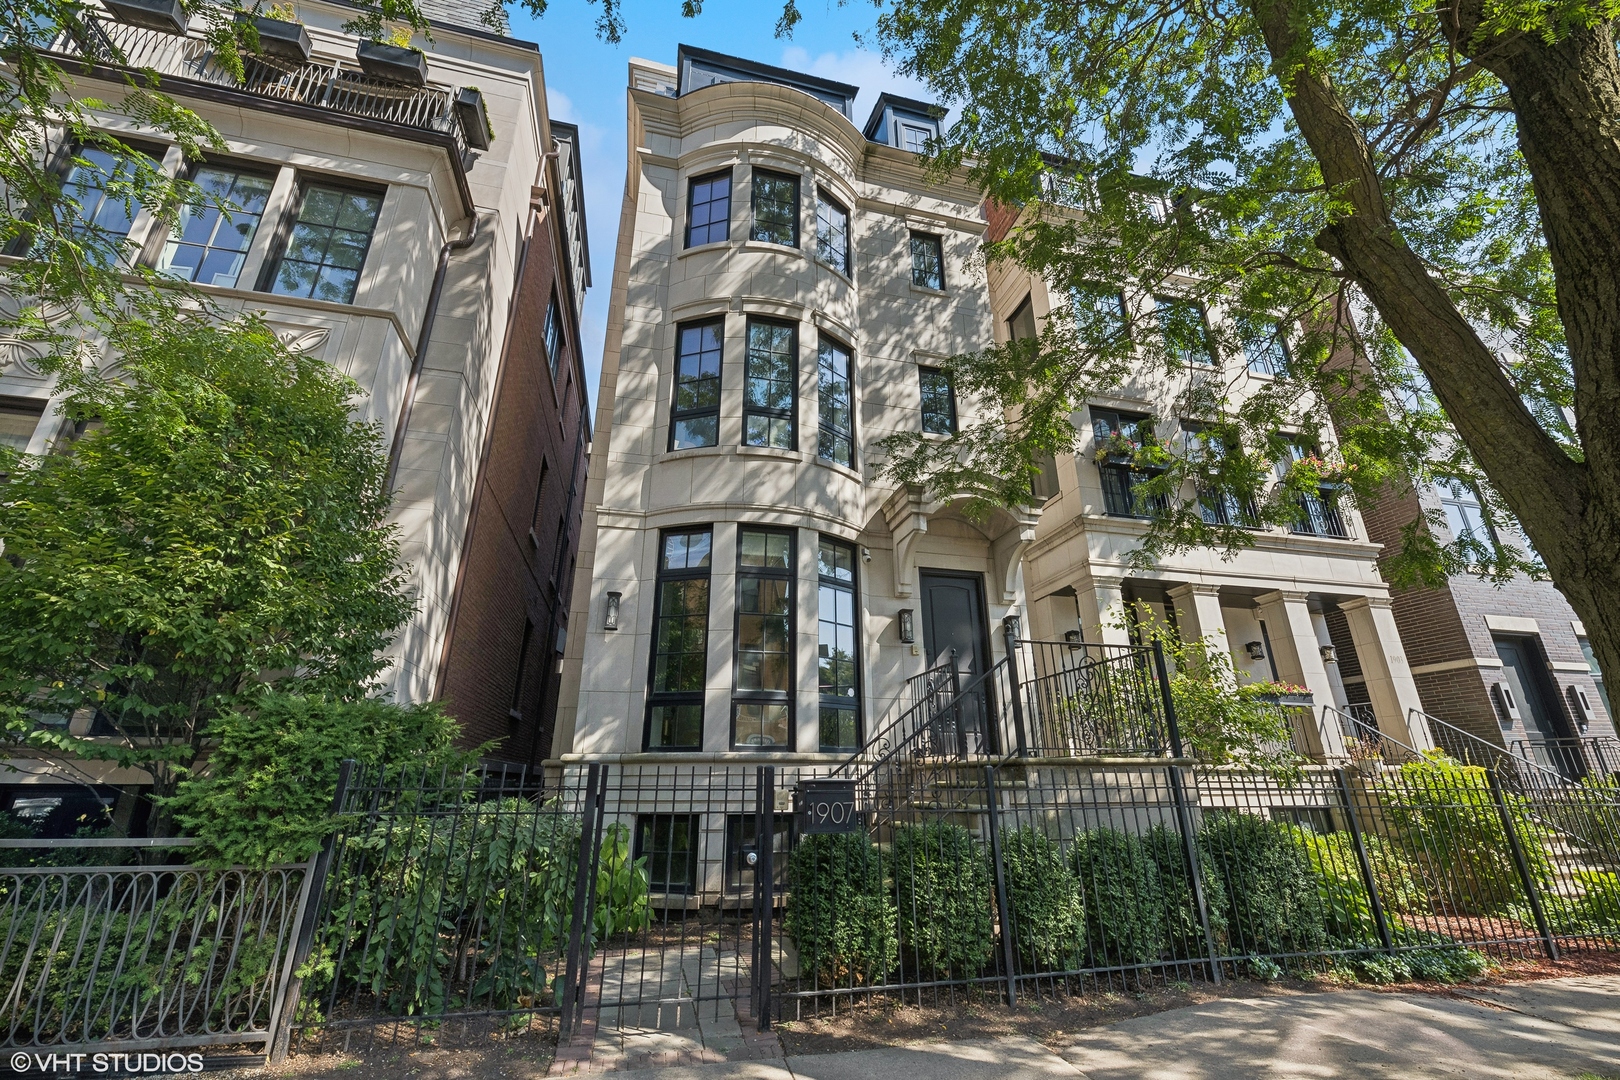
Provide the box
[1077,574,1132,646]
[1339,595,1434,751]
[1166,583,1227,659]
[1254,590,1346,759]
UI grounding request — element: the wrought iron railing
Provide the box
[1291,491,1350,538]
[1511,735,1620,782]
[42,15,469,152]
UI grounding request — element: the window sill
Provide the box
[814,255,854,285]
[736,444,804,462]
[677,239,733,260]
[910,283,948,298]
[921,430,955,441]
[813,455,862,482]
[741,239,805,259]
[661,443,729,462]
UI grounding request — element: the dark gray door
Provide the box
[1495,635,1577,776]
[919,571,995,754]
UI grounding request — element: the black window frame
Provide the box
[154,158,277,289]
[733,526,795,751]
[910,230,945,290]
[1437,479,1496,547]
[918,366,956,435]
[0,397,46,453]
[1153,294,1215,368]
[669,317,724,451]
[749,168,800,247]
[644,527,714,752]
[1279,441,1351,538]
[544,289,565,383]
[634,813,701,895]
[1244,328,1291,377]
[814,188,850,275]
[743,317,797,450]
[685,168,733,248]
[1183,422,1259,527]
[817,535,861,753]
[1092,408,1168,519]
[816,334,855,469]
[261,177,385,306]
[10,140,166,261]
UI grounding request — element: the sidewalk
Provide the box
[589,975,1620,1080]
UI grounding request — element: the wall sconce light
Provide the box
[1245,641,1266,661]
[897,608,915,644]
[1064,629,1083,645]
[861,546,872,563]
[1569,685,1596,731]
[1319,645,1338,665]
[604,591,621,631]
[1003,613,1022,641]
[1494,682,1522,724]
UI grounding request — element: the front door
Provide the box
[919,571,995,755]
[1495,635,1578,777]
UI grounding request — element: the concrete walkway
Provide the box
[584,975,1620,1080]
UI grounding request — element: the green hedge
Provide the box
[784,831,897,984]
[1199,812,1330,956]
[892,822,994,976]
[1000,827,1085,969]
[1143,822,1228,959]
[1071,827,1166,966]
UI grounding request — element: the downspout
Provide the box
[386,212,484,492]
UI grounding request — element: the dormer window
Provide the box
[901,123,931,153]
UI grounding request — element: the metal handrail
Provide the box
[829,653,956,777]
[850,653,1010,786]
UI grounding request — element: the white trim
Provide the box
[1484,614,1540,635]
[1549,661,1592,673]
[1573,619,1587,637]
[1409,657,1504,676]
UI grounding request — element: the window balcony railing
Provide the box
[1291,490,1350,538]
[1198,489,1261,528]
[40,15,472,155]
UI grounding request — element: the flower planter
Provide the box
[356,40,428,87]
[102,0,187,34]
[237,13,311,64]
[1098,451,1136,467]
[1253,691,1314,708]
[454,87,492,150]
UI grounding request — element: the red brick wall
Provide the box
[983,199,1021,244]
[437,202,591,764]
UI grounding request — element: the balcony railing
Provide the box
[42,15,471,155]
[1291,490,1351,538]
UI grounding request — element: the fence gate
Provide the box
[557,763,781,1040]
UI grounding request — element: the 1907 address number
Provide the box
[796,780,861,834]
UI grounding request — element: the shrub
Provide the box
[785,832,897,985]
[1374,755,1550,916]
[891,822,994,976]
[1000,827,1085,970]
[1071,827,1166,966]
[1199,812,1330,956]
[1288,824,1379,947]
[1143,822,1227,959]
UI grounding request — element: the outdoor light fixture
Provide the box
[897,608,915,644]
[1569,685,1597,731]
[1494,682,1522,724]
[1003,613,1022,640]
[861,546,872,563]
[604,591,622,631]
[1319,645,1338,665]
[1064,629,1083,645]
[1245,641,1266,660]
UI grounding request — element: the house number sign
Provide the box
[796,780,861,834]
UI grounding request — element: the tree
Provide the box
[866,0,1620,699]
[0,317,414,834]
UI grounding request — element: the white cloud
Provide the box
[776,46,947,127]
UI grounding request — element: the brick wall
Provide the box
[983,198,1021,244]
[436,201,591,763]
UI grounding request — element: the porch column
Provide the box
[1078,574,1132,646]
[1166,583,1227,659]
[1254,590,1347,759]
[1339,595,1434,751]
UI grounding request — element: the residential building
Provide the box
[1354,464,1616,777]
[0,0,589,829]
[982,201,1432,760]
[553,47,1031,762]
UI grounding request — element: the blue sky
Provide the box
[506,1,939,410]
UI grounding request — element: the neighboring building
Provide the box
[1354,466,1616,776]
[982,201,1432,759]
[553,47,1032,761]
[0,0,589,827]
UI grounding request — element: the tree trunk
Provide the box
[1249,0,1620,725]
